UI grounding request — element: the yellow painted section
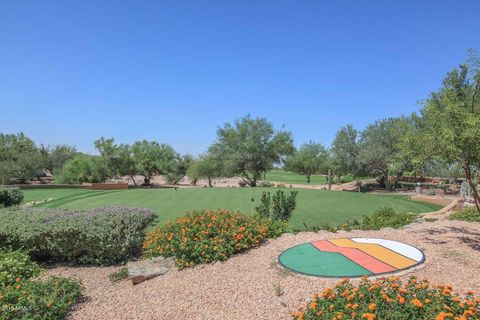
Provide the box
[329,239,416,269]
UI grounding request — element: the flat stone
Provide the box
[127,257,176,284]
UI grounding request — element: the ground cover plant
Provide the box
[0,250,83,320]
[449,206,480,222]
[0,206,156,265]
[291,276,480,320]
[143,209,286,269]
[22,188,441,229]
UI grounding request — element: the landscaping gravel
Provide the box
[49,217,480,320]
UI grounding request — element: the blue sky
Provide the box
[1,1,479,155]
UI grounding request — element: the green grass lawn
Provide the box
[23,188,441,229]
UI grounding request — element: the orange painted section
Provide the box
[329,239,416,269]
[311,240,396,274]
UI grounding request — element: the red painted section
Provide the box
[311,240,397,274]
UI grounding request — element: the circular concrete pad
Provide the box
[278,238,425,278]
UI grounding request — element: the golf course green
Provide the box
[23,188,441,229]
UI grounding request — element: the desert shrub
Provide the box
[0,276,83,320]
[0,250,42,287]
[356,207,416,230]
[449,206,480,222]
[291,276,479,320]
[143,209,286,269]
[255,190,298,221]
[276,183,286,188]
[0,186,23,208]
[257,180,273,187]
[0,206,156,265]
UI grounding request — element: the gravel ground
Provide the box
[48,218,480,320]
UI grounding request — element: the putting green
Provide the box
[278,238,425,277]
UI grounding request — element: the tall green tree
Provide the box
[115,144,138,185]
[208,115,294,187]
[131,140,176,185]
[166,154,194,185]
[419,57,480,211]
[358,117,413,187]
[331,124,359,178]
[187,155,224,187]
[94,137,117,179]
[39,144,77,175]
[285,142,330,184]
[55,154,107,183]
[0,133,42,184]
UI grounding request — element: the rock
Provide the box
[127,257,176,284]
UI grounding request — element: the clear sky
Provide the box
[1,1,479,155]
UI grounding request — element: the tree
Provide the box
[208,115,294,187]
[166,154,193,185]
[115,144,138,185]
[131,140,176,185]
[419,57,480,211]
[39,144,77,175]
[284,142,329,184]
[55,154,108,183]
[94,137,117,179]
[187,155,224,187]
[358,117,413,188]
[331,125,359,178]
[0,133,42,184]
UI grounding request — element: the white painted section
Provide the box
[351,238,424,262]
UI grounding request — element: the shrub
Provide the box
[0,276,83,320]
[356,207,417,230]
[0,251,42,287]
[276,183,286,188]
[143,209,286,269]
[449,206,480,222]
[0,186,23,208]
[257,180,273,187]
[0,206,156,265]
[255,190,298,221]
[291,276,479,320]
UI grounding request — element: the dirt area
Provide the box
[49,214,480,320]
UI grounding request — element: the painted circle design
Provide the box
[278,238,425,278]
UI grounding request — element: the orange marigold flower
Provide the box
[398,296,405,304]
[368,303,376,311]
[411,298,424,308]
[361,313,376,320]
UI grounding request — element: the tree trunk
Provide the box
[464,165,480,213]
[328,169,332,191]
[129,175,137,186]
[307,175,311,184]
[144,176,151,186]
[208,177,213,187]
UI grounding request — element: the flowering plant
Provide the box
[292,276,479,320]
[144,209,286,269]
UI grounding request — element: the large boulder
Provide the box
[127,256,176,284]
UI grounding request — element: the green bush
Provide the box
[0,251,42,287]
[0,206,156,265]
[144,209,286,269]
[0,186,23,208]
[292,276,479,320]
[255,190,298,221]
[257,181,273,187]
[0,276,83,320]
[449,206,480,222]
[356,207,417,230]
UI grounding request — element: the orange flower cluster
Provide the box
[291,276,479,320]
[143,209,285,269]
